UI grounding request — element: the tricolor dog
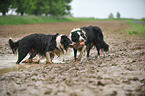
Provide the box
[70,25,109,60]
[9,33,72,64]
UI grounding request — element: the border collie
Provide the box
[9,33,72,64]
[70,25,109,61]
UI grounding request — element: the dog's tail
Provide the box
[9,38,19,54]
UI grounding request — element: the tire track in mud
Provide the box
[0,21,145,96]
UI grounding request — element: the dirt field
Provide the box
[0,21,145,96]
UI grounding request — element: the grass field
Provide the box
[126,19,145,39]
[0,15,138,25]
[0,16,97,25]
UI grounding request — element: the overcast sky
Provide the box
[70,0,145,19]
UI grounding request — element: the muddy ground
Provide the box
[0,21,145,96]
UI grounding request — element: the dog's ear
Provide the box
[54,33,59,37]
[51,33,59,41]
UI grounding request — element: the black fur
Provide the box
[70,25,109,60]
[61,35,72,51]
[9,33,72,64]
[9,39,19,54]
[71,30,86,42]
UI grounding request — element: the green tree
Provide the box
[1,0,72,16]
[108,13,114,19]
[13,0,36,16]
[49,0,72,16]
[32,0,50,16]
[116,12,121,18]
[64,0,72,16]
[0,0,13,16]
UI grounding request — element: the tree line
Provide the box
[0,0,72,16]
[108,12,121,19]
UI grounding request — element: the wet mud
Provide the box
[0,21,145,96]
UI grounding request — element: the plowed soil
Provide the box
[0,21,145,96]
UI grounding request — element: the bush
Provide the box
[126,20,145,39]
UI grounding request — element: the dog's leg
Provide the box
[33,55,43,63]
[94,42,101,58]
[87,48,91,58]
[22,52,37,63]
[77,45,86,61]
[32,55,39,61]
[53,48,61,57]
[16,47,29,64]
[73,48,77,61]
[46,52,52,64]
[97,47,100,56]
[22,59,32,63]
[95,46,101,58]
[86,43,94,60]
[50,53,55,60]
[87,44,92,58]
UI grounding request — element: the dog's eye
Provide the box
[72,34,75,37]
[81,34,86,39]
[62,39,66,42]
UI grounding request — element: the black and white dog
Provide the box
[70,25,109,61]
[9,33,72,64]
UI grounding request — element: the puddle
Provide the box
[0,54,17,69]
[0,49,75,75]
[0,54,17,75]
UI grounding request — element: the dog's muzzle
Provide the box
[79,36,85,42]
[69,42,76,48]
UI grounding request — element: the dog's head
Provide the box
[101,41,109,52]
[70,28,86,43]
[55,34,72,52]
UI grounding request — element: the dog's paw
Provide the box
[45,61,52,64]
[22,59,32,63]
[33,60,40,64]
